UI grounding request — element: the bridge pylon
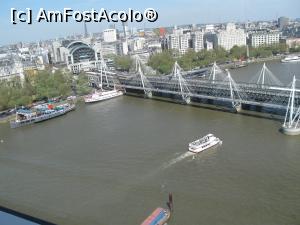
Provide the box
[255,63,283,87]
[172,62,191,104]
[208,62,225,83]
[136,57,152,98]
[282,75,300,135]
[226,70,242,112]
[97,51,109,89]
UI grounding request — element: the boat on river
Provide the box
[189,134,222,153]
[140,208,170,225]
[84,89,123,103]
[10,103,75,128]
[281,55,300,63]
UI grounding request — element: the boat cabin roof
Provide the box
[16,109,33,115]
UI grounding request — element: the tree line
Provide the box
[148,43,296,74]
[0,70,91,111]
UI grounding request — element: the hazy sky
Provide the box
[0,0,299,45]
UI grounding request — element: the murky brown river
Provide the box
[0,61,300,225]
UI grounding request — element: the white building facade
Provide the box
[179,33,190,54]
[216,23,246,50]
[168,34,180,51]
[192,31,204,52]
[103,29,117,43]
[168,33,191,55]
[249,31,280,47]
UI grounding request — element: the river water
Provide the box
[0,61,300,225]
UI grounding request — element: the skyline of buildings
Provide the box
[1,0,300,45]
[1,15,300,81]
[1,16,300,47]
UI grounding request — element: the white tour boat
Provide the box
[281,55,300,63]
[188,134,222,153]
[84,89,123,103]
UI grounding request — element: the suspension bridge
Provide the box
[87,58,300,135]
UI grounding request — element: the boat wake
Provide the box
[162,151,195,169]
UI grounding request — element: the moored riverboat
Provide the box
[281,55,300,63]
[84,89,123,103]
[10,103,75,128]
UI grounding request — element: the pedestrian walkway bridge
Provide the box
[87,59,300,135]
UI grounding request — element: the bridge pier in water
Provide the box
[281,76,300,135]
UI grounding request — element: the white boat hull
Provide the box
[189,136,222,153]
[85,90,123,103]
[281,56,300,63]
[10,104,76,128]
[281,59,300,63]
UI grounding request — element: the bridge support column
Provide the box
[137,58,152,98]
[173,62,191,104]
[282,76,300,135]
[227,70,242,112]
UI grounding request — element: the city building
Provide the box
[103,29,117,43]
[130,38,146,52]
[179,33,190,54]
[249,30,280,47]
[0,54,24,82]
[50,40,102,73]
[66,41,101,73]
[205,24,215,33]
[215,23,246,50]
[278,17,289,30]
[116,41,129,56]
[147,40,162,53]
[122,22,130,38]
[285,37,300,48]
[100,42,118,56]
[167,31,192,55]
[159,27,166,38]
[168,34,180,51]
[205,40,214,51]
[204,32,216,50]
[192,31,204,52]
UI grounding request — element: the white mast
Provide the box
[284,75,296,128]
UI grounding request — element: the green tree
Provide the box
[34,70,72,100]
[114,55,133,72]
[230,45,247,60]
[178,50,198,70]
[0,82,10,110]
[0,77,33,110]
[76,73,92,96]
[148,50,175,74]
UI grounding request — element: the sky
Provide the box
[0,0,299,46]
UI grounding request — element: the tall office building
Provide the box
[168,34,180,51]
[278,17,289,30]
[84,22,88,38]
[192,31,204,52]
[179,33,190,54]
[168,33,191,55]
[122,22,129,38]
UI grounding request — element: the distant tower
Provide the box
[278,17,289,30]
[109,24,116,29]
[84,21,88,38]
[122,22,129,38]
